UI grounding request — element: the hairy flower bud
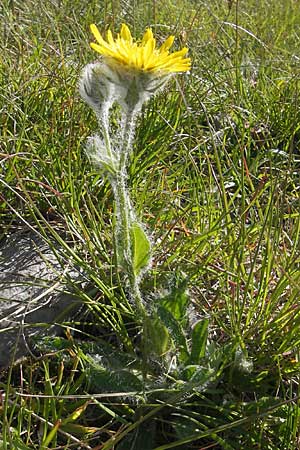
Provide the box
[85,134,117,175]
[79,62,127,113]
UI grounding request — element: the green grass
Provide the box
[1,0,300,448]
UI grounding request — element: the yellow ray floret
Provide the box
[90,23,191,74]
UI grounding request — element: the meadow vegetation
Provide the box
[1,0,300,448]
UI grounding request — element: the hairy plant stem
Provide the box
[114,173,146,317]
[119,107,139,170]
[98,104,116,171]
[102,107,146,319]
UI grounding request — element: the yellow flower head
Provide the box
[90,23,191,74]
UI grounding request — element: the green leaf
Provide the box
[189,319,209,364]
[157,305,189,362]
[143,315,171,357]
[130,222,151,276]
[117,421,156,450]
[181,364,199,381]
[159,274,190,321]
[87,359,143,392]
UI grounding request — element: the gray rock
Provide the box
[0,231,82,368]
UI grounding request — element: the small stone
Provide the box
[0,231,82,368]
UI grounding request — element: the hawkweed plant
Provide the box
[79,24,190,324]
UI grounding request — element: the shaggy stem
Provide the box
[119,107,139,171]
[114,173,145,316]
[107,107,146,318]
[98,104,116,171]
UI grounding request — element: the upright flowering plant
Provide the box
[80,23,190,340]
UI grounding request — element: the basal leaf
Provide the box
[157,305,189,362]
[143,315,170,357]
[189,319,209,364]
[159,274,189,321]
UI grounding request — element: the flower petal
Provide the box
[159,35,174,53]
[90,24,106,45]
[142,28,153,45]
[106,30,115,46]
[120,23,133,43]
